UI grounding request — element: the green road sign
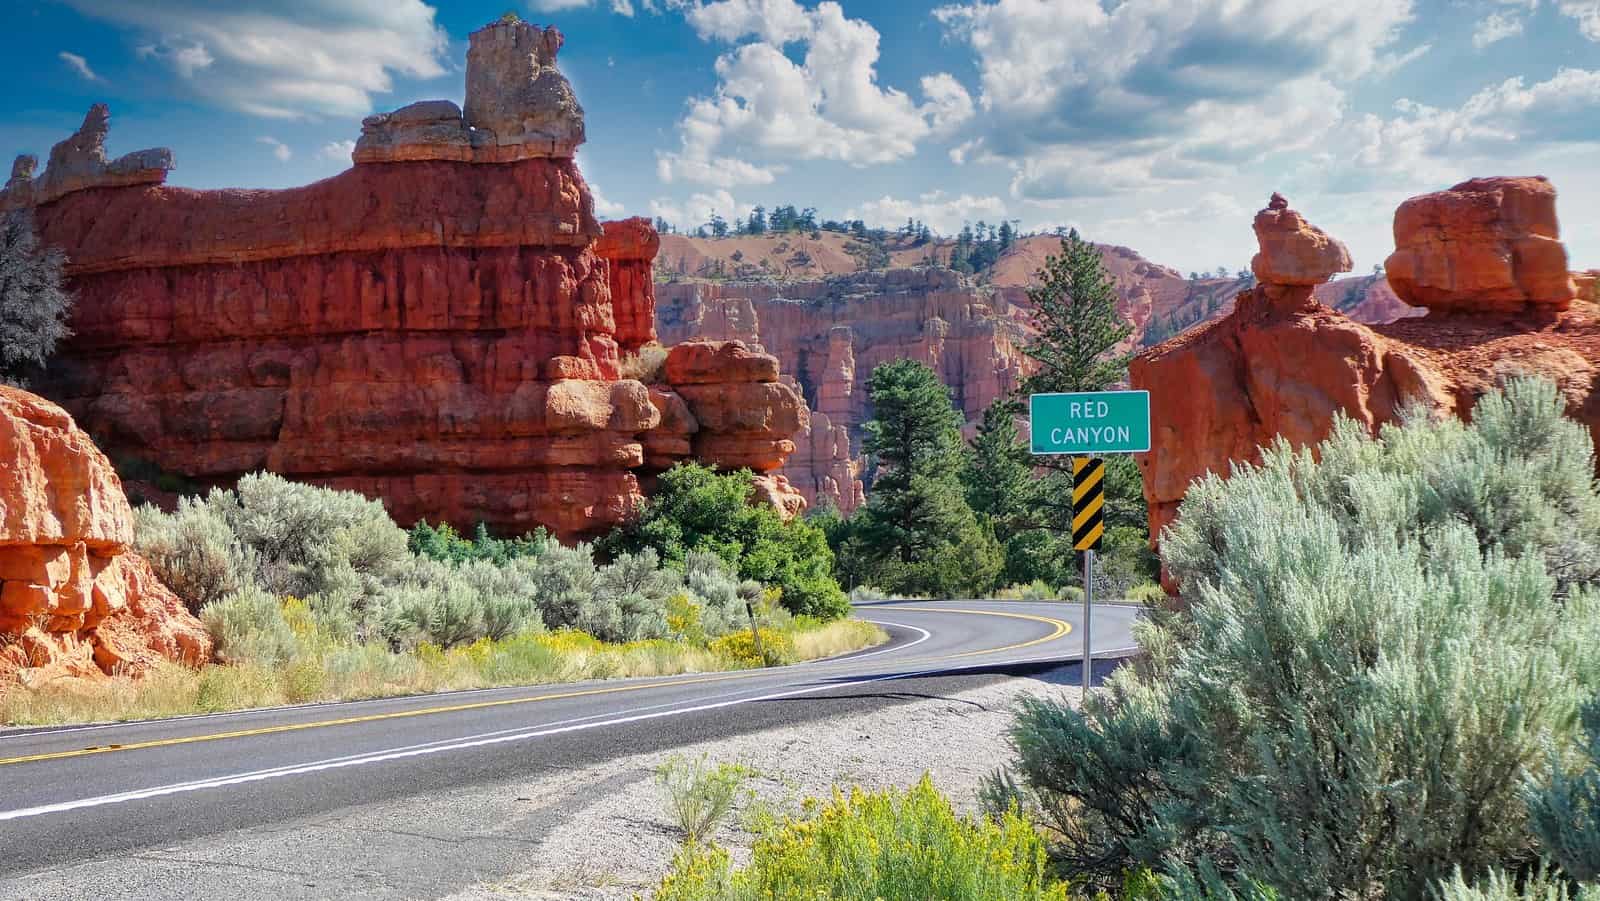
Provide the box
[1029,390,1151,455]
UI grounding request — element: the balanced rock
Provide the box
[1132,178,1600,593]
[0,387,211,685]
[1385,176,1575,314]
[1250,197,1352,287]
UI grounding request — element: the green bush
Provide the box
[1528,697,1600,879]
[134,500,252,614]
[989,379,1600,896]
[656,754,754,844]
[1434,868,1599,901]
[1123,582,1167,605]
[602,463,848,620]
[655,776,1069,901]
[407,520,547,565]
[200,585,300,667]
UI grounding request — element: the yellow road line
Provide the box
[0,605,1074,768]
[888,606,1071,659]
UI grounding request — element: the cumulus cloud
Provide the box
[1474,12,1524,47]
[590,183,626,216]
[528,0,643,12]
[657,0,974,185]
[320,139,357,162]
[935,0,1416,200]
[258,136,293,162]
[58,51,100,82]
[649,189,750,231]
[1314,67,1600,193]
[1560,0,1600,40]
[66,0,448,119]
[847,191,1008,235]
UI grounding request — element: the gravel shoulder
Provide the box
[449,664,1087,901]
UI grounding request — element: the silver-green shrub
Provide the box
[992,379,1600,896]
[134,500,253,614]
[1528,697,1600,880]
[200,585,300,666]
[1434,868,1599,901]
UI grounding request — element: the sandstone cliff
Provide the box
[657,268,1030,511]
[1,387,211,685]
[1132,178,1599,569]
[15,19,805,540]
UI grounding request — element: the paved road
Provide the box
[0,599,1137,890]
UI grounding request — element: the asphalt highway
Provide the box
[0,599,1138,888]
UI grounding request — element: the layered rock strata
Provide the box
[1132,182,1598,575]
[20,20,804,539]
[1,387,211,685]
[657,268,1028,511]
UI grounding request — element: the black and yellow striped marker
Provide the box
[1072,456,1105,552]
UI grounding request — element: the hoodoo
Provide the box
[1133,181,1600,572]
[10,19,807,539]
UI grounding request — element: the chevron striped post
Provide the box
[1073,457,1105,692]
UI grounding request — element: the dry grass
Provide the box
[0,620,888,727]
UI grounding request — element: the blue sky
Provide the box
[5,0,1600,275]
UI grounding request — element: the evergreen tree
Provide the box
[0,210,73,385]
[1021,229,1132,397]
[708,213,728,238]
[1019,229,1146,538]
[748,206,767,236]
[853,360,1003,597]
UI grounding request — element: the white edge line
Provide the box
[0,645,1141,824]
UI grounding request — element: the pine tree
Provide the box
[855,360,1003,597]
[1019,229,1144,535]
[0,210,73,385]
[1021,229,1132,397]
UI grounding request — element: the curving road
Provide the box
[0,600,1138,893]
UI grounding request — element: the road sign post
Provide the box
[1030,390,1150,694]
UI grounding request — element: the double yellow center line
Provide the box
[0,607,1071,768]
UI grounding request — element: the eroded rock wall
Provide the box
[1,388,211,685]
[1132,181,1600,575]
[22,19,805,540]
[657,268,1029,512]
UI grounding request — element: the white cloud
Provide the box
[1473,12,1524,48]
[847,191,1009,235]
[1312,67,1600,194]
[935,0,1416,200]
[682,0,813,44]
[1560,0,1600,40]
[320,139,357,162]
[591,183,626,216]
[258,136,293,162]
[58,51,100,82]
[658,0,974,185]
[66,0,448,119]
[1372,42,1432,77]
[528,0,642,12]
[656,153,779,187]
[649,189,751,230]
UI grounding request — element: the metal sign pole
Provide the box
[1082,548,1094,693]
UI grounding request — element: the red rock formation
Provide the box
[19,20,805,540]
[657,269,1028,511]
[1132,184,1596,574]
[1,387,211,685]
[1386,176,1575,314]
[598,218,660,354]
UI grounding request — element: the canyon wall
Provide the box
[1132,178,1599,567]
[657,268,1031,511]
[16,19,806,540]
